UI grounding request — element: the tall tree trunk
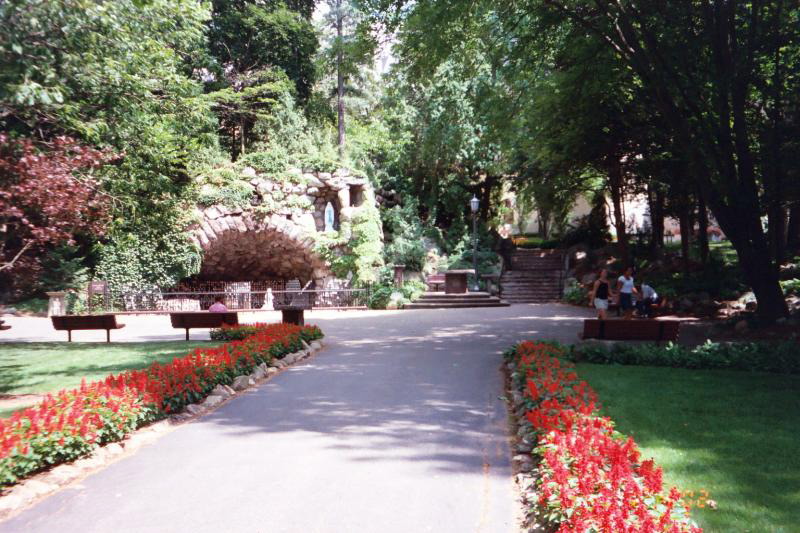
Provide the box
[539,212,550,240]
[787,202,800,254]
[648,185,665,257]
[607,159,628,264]
[336,0,345,158]
[697,192,709,266]
[240,117,246,157]
[768,205,786,267]
[678,204,691,277]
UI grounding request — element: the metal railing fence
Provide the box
[90,288,370,313]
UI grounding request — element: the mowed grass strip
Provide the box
[577,363,800,533]
[0,341,221,417]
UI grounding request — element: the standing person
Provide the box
[496,226,516,273]
[637,280,659,318]
[208,296,228,312]
[589,269,612,320]
[616,267,638,319]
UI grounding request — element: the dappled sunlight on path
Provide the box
[0,304,590,533]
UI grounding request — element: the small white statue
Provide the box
[324,201,335,232]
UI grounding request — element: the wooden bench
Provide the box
[169,312,239,340]
[426,273,445,292]
[51,314,125,342]
[581,319,680,343]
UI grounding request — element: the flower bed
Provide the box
[507,341,702,532]
[0,323,323,487]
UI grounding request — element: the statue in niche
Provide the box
[324,201,335,232]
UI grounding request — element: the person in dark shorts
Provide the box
[616,267,638,319]
[589,269,612,320]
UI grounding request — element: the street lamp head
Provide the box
[470,195,480,213]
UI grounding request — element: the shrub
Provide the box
[562,280,587,305]
[781,278,800,296]
[368,286,394,309]
[507,341,702,532]
[0,323,323,486]
[197,181,254,208]
[236,148,288,175]
[570,340,800,374]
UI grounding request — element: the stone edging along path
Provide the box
[0,339,325,522]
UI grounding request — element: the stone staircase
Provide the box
[500,249,565,303]
[404,292,509,309]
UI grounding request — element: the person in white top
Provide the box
[637,281,659,318]
[616,267,638,319]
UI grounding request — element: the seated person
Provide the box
[636,281,660,318]
[208,296,228,312]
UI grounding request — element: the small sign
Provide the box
[88,280,108,295]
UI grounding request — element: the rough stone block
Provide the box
[185,404,205,416]
[232,375,255,391]
[202,395,225,408]
[211,385,233,399]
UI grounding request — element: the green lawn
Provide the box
[0,341,220,417]
[577,363,800,533]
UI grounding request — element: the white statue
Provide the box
[262,288,275,310]
[324,201,335,232]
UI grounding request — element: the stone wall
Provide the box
[190,167,377,284]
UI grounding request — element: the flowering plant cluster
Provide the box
[508,341,702,532]
[0,323,323,487]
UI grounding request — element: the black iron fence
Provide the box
[91,288,370,313]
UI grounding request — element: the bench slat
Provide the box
[581,319,680,342]
[51,314,125,342]
[169,312,239,340]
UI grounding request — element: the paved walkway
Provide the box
[0,305,592,533]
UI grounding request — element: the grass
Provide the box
[0,341,221,417]
[577,363,800,533]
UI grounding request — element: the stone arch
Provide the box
[190,207,328,283]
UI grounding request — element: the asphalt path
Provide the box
[0,304,591,533]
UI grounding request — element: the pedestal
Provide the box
[444,270,473,294]
[281,308,305,326]
[393,265,406,287]
[46,291,67,317]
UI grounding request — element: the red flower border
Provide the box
[509,341,702,532]
[0,323,323,486]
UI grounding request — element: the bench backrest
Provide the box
[51,314,120,330]
[169,312,239,329]
[427,274,445,282]
[583,319,680,342]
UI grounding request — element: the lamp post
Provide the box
[470,195,480,291]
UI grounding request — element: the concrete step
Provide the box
[404,301,510,309]
[405,291,510,309]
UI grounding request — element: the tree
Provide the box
[321,0,378,158]
[1,0,218,291]
[372,0,799,323]
[536,0,796,321]
[208,0,318,103]
[0,135,111,296]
